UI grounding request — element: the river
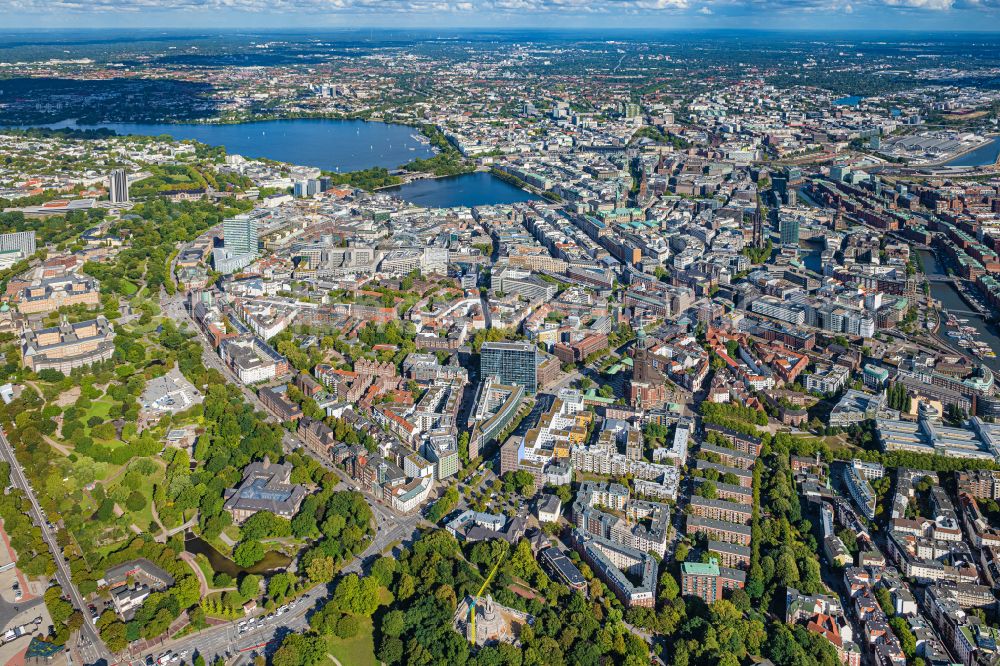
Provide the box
[24,118,435,173]
[919,249,1000,373]
[943,136,1000,168]
[383,172,542,208]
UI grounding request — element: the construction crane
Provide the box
[468,541,510,644]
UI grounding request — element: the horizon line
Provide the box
[3,26,1000,34]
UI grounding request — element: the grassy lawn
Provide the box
[120,280,139,296]
[207,532,235,557]
[132,320,160,336]
[823,434,860,456]
[127,483,159,529]
[83,398,115,423]
[193,553,216,584]
[107,465,164,530]
[326,616,377,666]
[93,536,134,560]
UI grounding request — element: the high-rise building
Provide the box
[480,341,537,394]
[223,215,259,257]
[779,215,800,246]
[108,169,129,204]
[0,231,36,258]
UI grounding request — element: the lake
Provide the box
[384,172,542,208]
[185,532,292,577]
[943,136,1000,168]
[30,118,435,173]
[833,95,864,107]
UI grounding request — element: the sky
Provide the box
[2,0,1000,31]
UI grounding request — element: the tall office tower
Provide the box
[108,169,129,204]
[480,341,537,394]
[0,231,37,258]
[223,215,259,256]
[779,216,800,246]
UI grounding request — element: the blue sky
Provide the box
[2,0,1000,31]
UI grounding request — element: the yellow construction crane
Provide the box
[469,540,510,644]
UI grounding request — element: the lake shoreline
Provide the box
[12,117,436,173]
[380,171,543,208]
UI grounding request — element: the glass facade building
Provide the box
[223,215,259,256]
[480,341,537,394]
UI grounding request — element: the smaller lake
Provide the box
[943,136,1000,168]
[20,118,436,173]
[185,532,292,577]
[384,172,542,208]
[834,96,864,107]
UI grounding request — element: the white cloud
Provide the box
[4,0,999,15]
[882,0,955,8]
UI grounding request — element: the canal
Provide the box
[185,532,292,577]
[919,249,1000,373]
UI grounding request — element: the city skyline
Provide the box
[1,10,1000,666]
[3,0,1000,31]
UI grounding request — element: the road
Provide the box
[149,236,429,659]
[160,253,413,530]
[342,511,421,574]
[0,428,113,665]
[127,585,325,666]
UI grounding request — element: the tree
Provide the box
[729,588,752,613]
[876,587,894,616]
[370,557,397,588]
[173,575,201,610]
[427,486,460,524]
[503,470,536,496]
[239,574,261,599]
[332,574,382,617]
[268,573,296,602]
[695,481,718,499]
[95,499,116,521]
[378,637,404,665]
[335,615,359,639]
[99,615,128,652]
[233,540,265,568]
[272,634,325,666]
[889,616,916,658]
[381,609,405,638]
[658,571,679,602]
[306,555,336,584]
[240,511,292,541]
